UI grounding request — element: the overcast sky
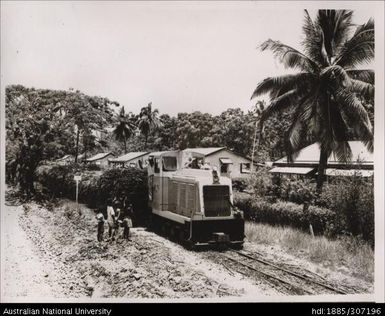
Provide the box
[0,1,381,116]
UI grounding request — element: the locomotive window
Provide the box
[154,158,160,173]
[163,156,177,171]
[203,185,231,217]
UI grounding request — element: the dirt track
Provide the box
[1,198,373,302]
[1,200,276,301]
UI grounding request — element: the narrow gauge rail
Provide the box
[221,250,351,295]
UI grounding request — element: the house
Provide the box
[270,141,373,178]
[56,155,73,165]
[109,152,150,169]
[56,154,85,165]
[182,147,255,179]
[76,154,85,163]
[84,152,114,168]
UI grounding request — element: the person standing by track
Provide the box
[106,198,116,240]
[95,210,105,242]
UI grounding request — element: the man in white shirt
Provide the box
[106,199,116,239]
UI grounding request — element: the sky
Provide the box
[0,1,381,116]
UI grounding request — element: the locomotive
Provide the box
[147,150,244,249]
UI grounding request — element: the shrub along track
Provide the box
[208,249,365,296]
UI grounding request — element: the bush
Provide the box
[234,175,374,245]
[97,168,149,222]
[233,190,336,236]
[232,178,248,192]
[36,164,149,224]
[36,164,75,198]
[233,191,253,219]
[277,177,317,204]
[317,176,374,246]
[246,167,273,198]
[252,199,336,235]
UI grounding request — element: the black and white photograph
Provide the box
[0,1,384,305]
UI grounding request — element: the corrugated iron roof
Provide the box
[325,169,374,177]
[85,152,113,162]
[149,150,179,157]
[183,147,226,156]
[275,141,373,165]
[57,155,72,161]
[109,152,149,163]
[269,167,315,175]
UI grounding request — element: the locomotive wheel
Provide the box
[169,226,177,241]
[178,229,187,244]
[232,243,244,250]
[160,222,167,236]
[147,216,154,232]
[186,241,196,251]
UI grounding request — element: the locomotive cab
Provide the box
[147,150,244,249]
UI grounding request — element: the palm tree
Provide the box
[138,102,161,149]
[113,107,136,153]
[250,100,265,172]
[251,10,374,191]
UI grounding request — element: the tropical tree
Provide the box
[113,107,136,153]
[251,9,374,191]
[137,102,161,148]
[175,111,217,149]
[5,85,118,196]
[62,91,118,163]
[153,114,178,150]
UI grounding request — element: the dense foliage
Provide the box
[35,164,149,223]
[318,177,374,244]
[5,85,118,196]
[234,173,374,245]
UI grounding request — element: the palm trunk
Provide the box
[144,134,148,150]
[124,135,127,154]
[84,137,87,160]
[316,147,329,192]
[75,128,80,163]
[251,120,258,173]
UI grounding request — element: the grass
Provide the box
[245,221,374,283]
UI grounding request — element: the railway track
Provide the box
[219,249,357,295]
[127,232,364,296]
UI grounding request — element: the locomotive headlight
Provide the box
[212,167,220,184]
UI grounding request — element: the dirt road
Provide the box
[1,200,277,301]
[1,198,372,302]
[1,204,53,301]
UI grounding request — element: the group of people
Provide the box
[96,197,133,242]
[184,156,211,170]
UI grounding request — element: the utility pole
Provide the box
[74,175,82,215]
[251,101,265,173]
[251,119,258,173]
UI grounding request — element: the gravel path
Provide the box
[1,200,277,301]
[1,204,53,302]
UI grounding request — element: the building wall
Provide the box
[204,149,251,179]
[91,156,111,168]
[123,154,150,169]
[110,154,150,169]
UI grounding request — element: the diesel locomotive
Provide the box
[147,150,244,249]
